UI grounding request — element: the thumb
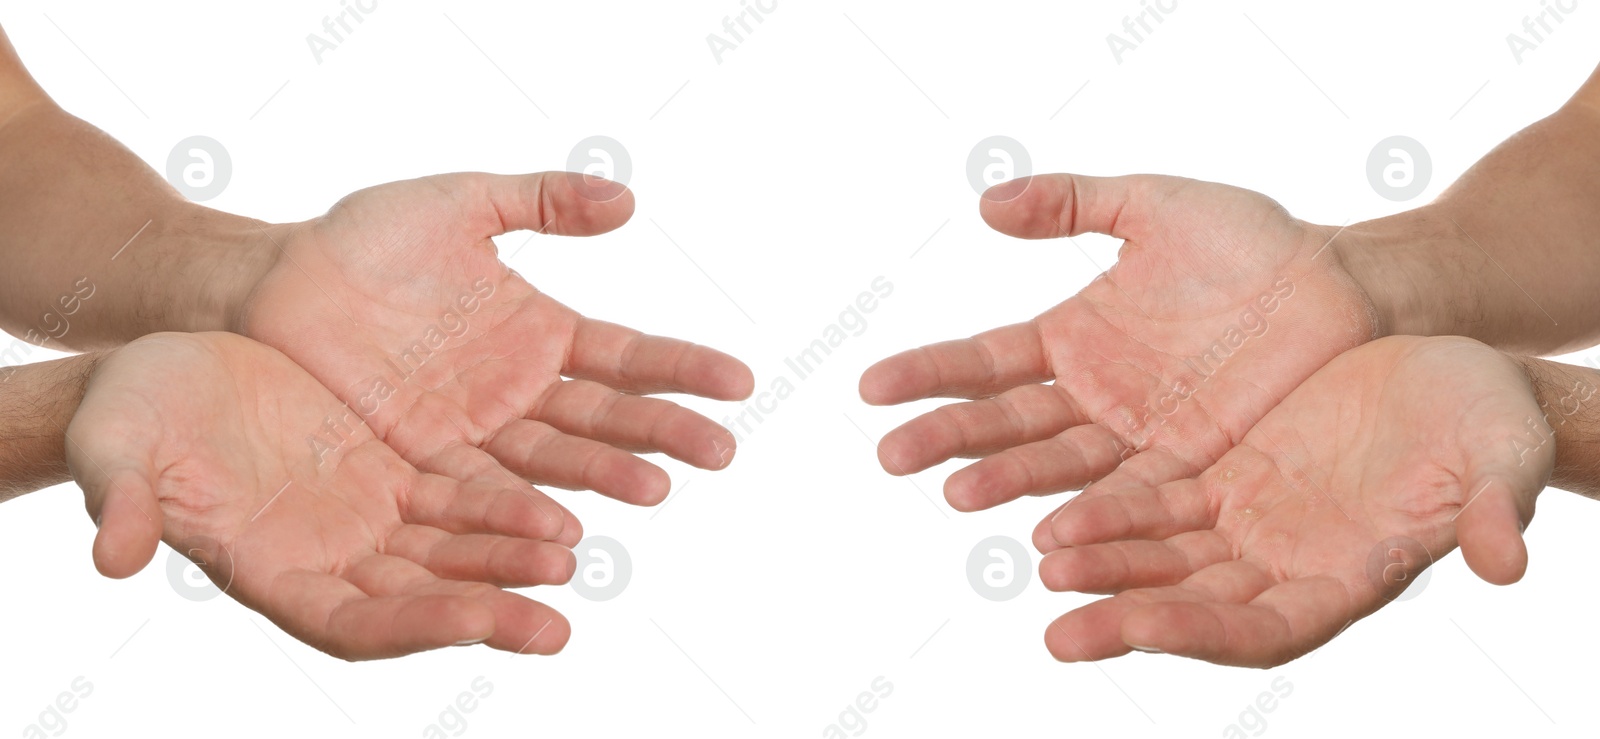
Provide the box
[72,449,164,579]
[1455,476,1536,586]
[978,173,1185,241]
[468,171,635,238]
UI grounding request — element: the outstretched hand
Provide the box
[861,174,1377,511]
[68,332,581,660]
[241,172,753,506]
[1034,336,1552,666]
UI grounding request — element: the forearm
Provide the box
[0,352,99,502]
[1338,64,1600,356]
[1511,354,1600,500]
[0,30,273,350]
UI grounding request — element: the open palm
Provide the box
[67,333,581,660]
[241,172,752,506]
[1034,336,1552,667]
[861,174,1377,511]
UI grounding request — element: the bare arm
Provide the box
[1340,63,1600,356]
[0,25,272,351]
[0,353,98,502]
[1512,354,1600,499]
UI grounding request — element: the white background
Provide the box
[1,1,1598,737]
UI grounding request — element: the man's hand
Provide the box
[860,174,1378,511]
[68,332,581,661]
[240,172,753,504]
[1035,336,1552,667]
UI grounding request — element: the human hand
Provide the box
[239,172,753,505]
[67,332,581,660]
[860,174,1378,511]
[1034,335,1553,666]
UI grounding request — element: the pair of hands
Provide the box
[862,174,1552,667]
[67,172,752,659]
[66,168,1551,666]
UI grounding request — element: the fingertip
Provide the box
[858,361,903,406]
[89,474,162,580]
[875,434,914,477]
[632,464,673,507]
[543,544,578,586]
[705,431,738,471]
[557,173,635,232]
[944,465,999,513]
[519,612,573,656]
[724,362,756,402]
[1032,511,1064,554]
[92,524,158,580]
[979,177,1045,238]
[1457,481,1532,586]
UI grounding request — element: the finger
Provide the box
[1119,576,1355,668]
[484,419,671,505]
[859,322,1050,405]
[1050,477,1215,548]
[979,173,1186,241]
[345,555,571,655]
[470,171,634,237]
[266,568,496,661]
[1044,560,1274,662]
[415,443,572,540]
[402,473,568,541]
[944,424,1127,512]
[1455,478,1532,586]
[1032,450,1201,553]
[534,379,736,470]
[877,384,1088,475]
[1039,531,1232,595]
[67,431,165,580]
[385,525,576,588]
[566,317,754,401]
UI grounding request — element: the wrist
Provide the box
[1328,206,1469,341]
[156,206,281,337]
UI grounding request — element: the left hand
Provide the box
[239,172,753,505]
[1035,336,1555,667]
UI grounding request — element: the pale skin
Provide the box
[0,26,752,659]
[863,61,1600,665]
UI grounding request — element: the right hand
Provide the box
[861,174,1380,511]
[67,332,580,660]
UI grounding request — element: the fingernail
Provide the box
[1127,643,1163,654]
[454,637,488,646]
